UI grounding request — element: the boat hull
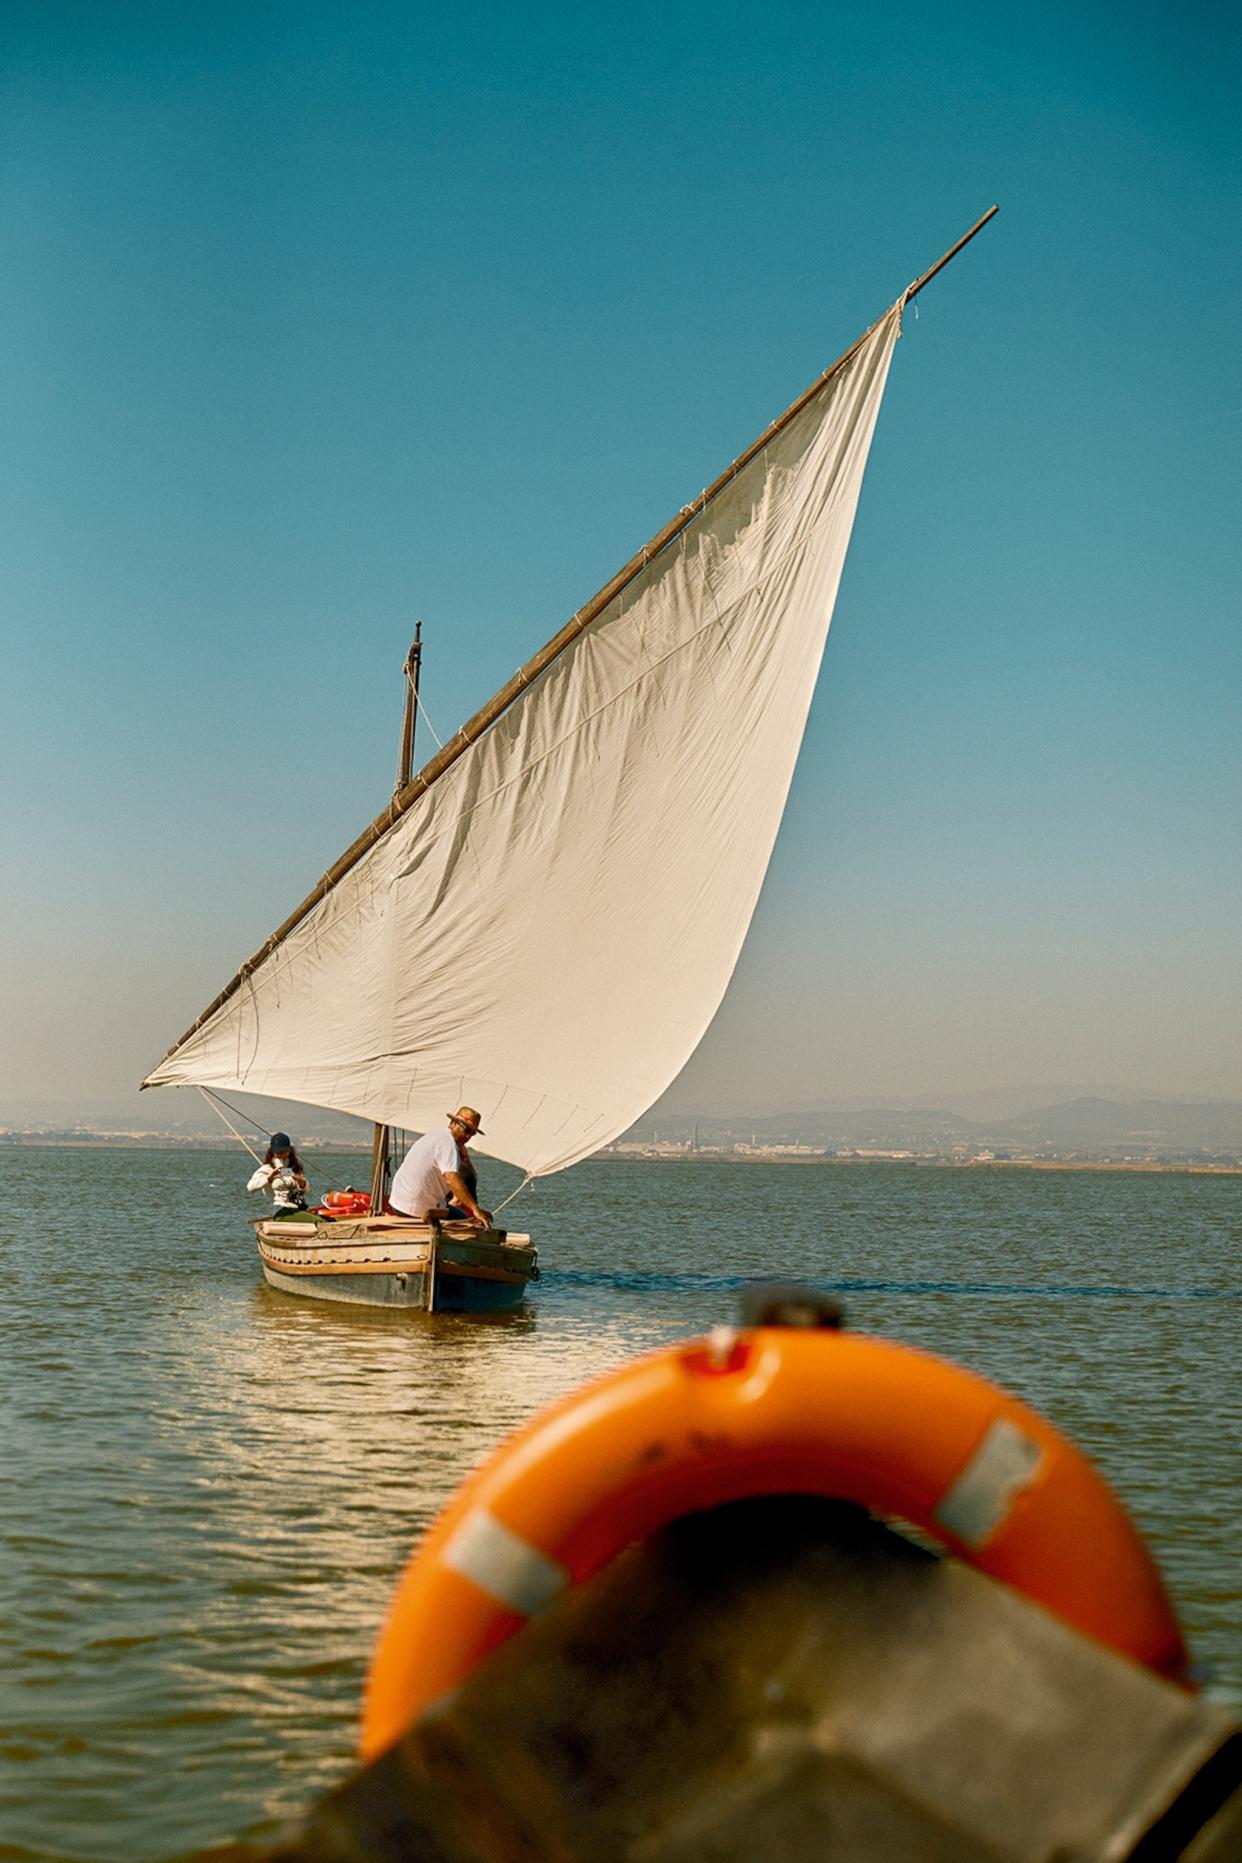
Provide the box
[254,1216,537,1313]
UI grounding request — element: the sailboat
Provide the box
[141,209,998,1312]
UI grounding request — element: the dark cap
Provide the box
[270,1132,292,1151]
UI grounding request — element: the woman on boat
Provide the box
[247,1133,309,1217]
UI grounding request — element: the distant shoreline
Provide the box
[957,1159,1242,1175]
[596,1155,1242,1175]
[3,1137,1240,1174]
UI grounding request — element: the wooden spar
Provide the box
[905,205,998,303]
[143,206,998,1083]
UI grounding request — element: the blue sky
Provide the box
[2,0,1239,1119]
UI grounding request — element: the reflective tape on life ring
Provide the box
[361,1327,1188,1759]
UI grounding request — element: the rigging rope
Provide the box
[492,1173,534,1215]
[198,1085,272,1138]
[415,688,444,749]
[197,1086,265,1165]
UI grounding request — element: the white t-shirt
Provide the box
[389,1127,463,1218]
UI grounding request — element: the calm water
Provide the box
[2,1148,1239,1861]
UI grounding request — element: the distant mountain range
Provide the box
[622,1096,1242,1159]
[993,1097,1242,1151]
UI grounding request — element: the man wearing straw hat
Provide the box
[389,1107,493,1227]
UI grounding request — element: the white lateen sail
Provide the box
[144,302,904,1176]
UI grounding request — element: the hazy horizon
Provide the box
[4,1080,1241,1144]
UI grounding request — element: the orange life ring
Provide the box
[322,1189,372,1216]
[361,1326,1188,1760]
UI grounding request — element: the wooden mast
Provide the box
[370,623,423,1216]
[395,620,422,797]
[368,1117,390,1219]
[144,207,998,1083]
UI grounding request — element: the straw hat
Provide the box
[447,1105,484,1136]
